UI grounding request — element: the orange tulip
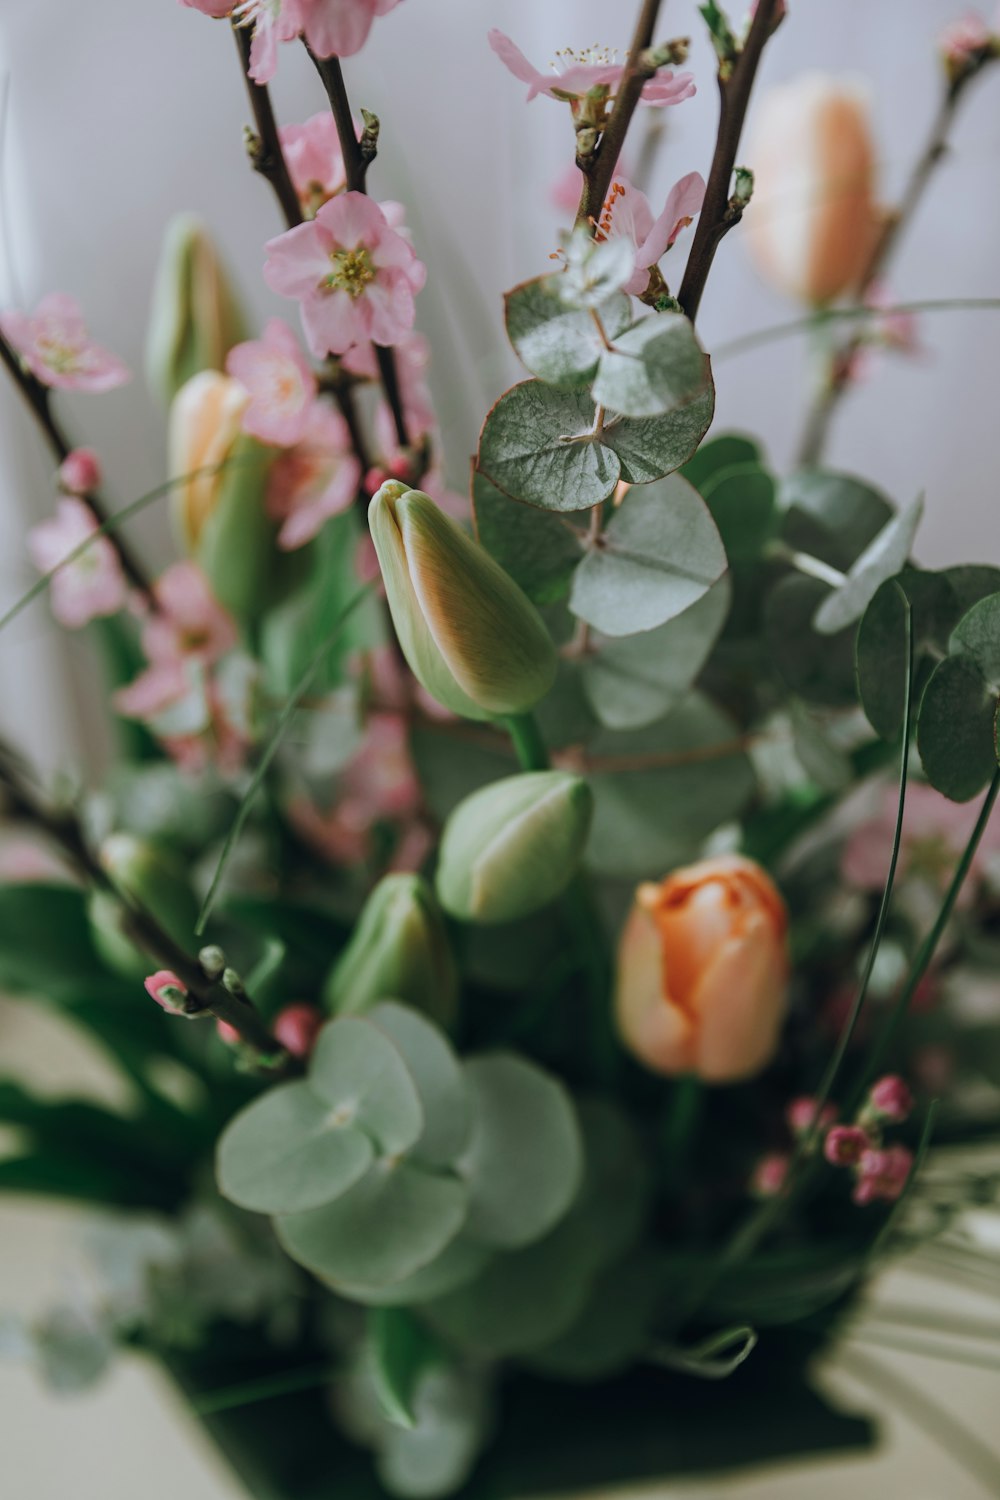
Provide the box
[615,855,790,1082]
[744,74,880,305]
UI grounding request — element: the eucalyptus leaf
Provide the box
[215,1081,374,1215]
[477,382,619,513]
[779,471,893,571]
[701,463,776,563]
[581,577,731,729]
[917,654,999,802]
[309,1017,424,1157]
[592,315,711,420]
[813,496,924,634]
[602,386,715,484]
[569,475,727,637]
[950,591,1000,689]
[682,433,761,495]
[504,276,631,389]
[369,1003,470,1168]
[471,468,583,605]
[376,1366,491,1499]
[764,574,859,707]
[276,1158,467,1288]
[856,570,958,739]
[459,1053,583,1249]
[335,1236,493,1308]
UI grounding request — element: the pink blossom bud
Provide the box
[615,855,789,1082]
[750,1153,790,1198]
[216,1019,242,1045]
[786,1096,838,1137]
[744,75,880,305]
[824,1124,870,1168]
[58,448,102,496]
[868,1074,914,1124]
[364,467,389,496]
[273,1003,324,1059]
[853,1144,914,1206]
[939,13,993,79]
[144,969,189,1014]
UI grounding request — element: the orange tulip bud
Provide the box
[744,74,880,305]
[615,855,790,1082]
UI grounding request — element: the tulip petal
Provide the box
[692,912,789,1082]
[615,903,696,1075]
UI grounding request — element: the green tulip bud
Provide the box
[169,371,276,621]
[436,771,593,925]
[146,214,248,405]
[323,873,457,1026]
[368,482,557,721]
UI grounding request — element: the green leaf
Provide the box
[368,1003,470,1168]
[788,703,852,792]
[701,462,776,563]
[471,468,583,605]
[375,1366,490,1500]
[764,574,858,707]
[276,1159,467,1288]
[215,1081,374,1215]
[813,496,924,634]
[528,1250,666,1380]
[0,883,117,996]
[477,382,619,513]
[369,1308,441,1430]
[951,591,1000,689]
[592,315,712,420]
[309,1017,425,1157]
[682,433,762,494]
[779,470,894,571]
[586,693,757,879]
[459,1053,583,1249]
[504,276,631,389]
[945,564,1000,615]
[856,570,958,739]
[569,475,727,637]
[602,387,715,483]
[581,577,731,730]
[917,654,999,801]
[334,1236,492,1308]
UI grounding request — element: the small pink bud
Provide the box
[216,1019,242,1046]
[273,1003,324,1059]
[853,1144,914,1206]
[750,1152,790,1198]
[868,1074,914,1124]
[144,969,189,1014]
[824,1124,870,1168]
[387,453,414,481]
[786,1096,838,1137]
[364,466,389,496]
[58,447,102,496]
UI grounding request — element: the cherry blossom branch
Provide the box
[231,22,303,230]
[795,77,975,468]
[0,736,298,1071]
[305,47,411,451]
[677,0,783,322]
[0,331,150,594]
[575,0,664,229]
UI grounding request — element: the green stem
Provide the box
[660,1074,704,1192]
[502,712,550,772]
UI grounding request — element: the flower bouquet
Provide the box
[4,2,1000,1496]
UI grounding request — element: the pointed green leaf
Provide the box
[370,1308,442,1430]
[814,497,924,634]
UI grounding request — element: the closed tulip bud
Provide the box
[368,482,557,721]
[91,834,200,977]
[169,371,275,620]
[323,873,457,1026]
[744,74,880,305]
[615,855,789,1083]
[147,214,248,404]
[436,771,593,925]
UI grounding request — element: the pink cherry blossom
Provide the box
[786,1096,838,1137]
[27,498,127,630]
[58,448,102,496]
[287,709,420,864]
[300,0,404,60]
[868,1074,914,1124]
[823,1124,871,1168]
[343,331,436,447]
[181,1,233,16]
[273,1002,324,1057]
[263,192,425,357]
[226,318,317,447]
[1,293,130,393]
[231,0,307,84]
[488,30,695,107]
[143,562,238,666]
[596,173,706,296]
[750,1153,789,1197]
[279,112,349,217]
[842,779,1000,899]
[939,11,994,69]
[144,970,189,1013]
[853,1144,914,1206]
[266,400,361,548]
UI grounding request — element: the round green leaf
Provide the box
[764,574,858,707]
[813,496,924,635]
[602,386,715,484]
[477,382,619,513]
[459,1053,583,1249]
[945,565,1000,616]
[334,1235,492,1307]
[277,1158,468,1287]
[581,576,730,729]
[369,1003,470,1168]
[504,276,631,389]
[917,655,999,802]
[569,475,727,637]
[216,1081,374,1215]
[779,470,893,571]
[701,462,776,563]
[682,433,761,495]
[309,1017,424,1157]
[592,315,712,420]
[856,570,958,740]
[471,469,583,605]
[951,591,1000,689]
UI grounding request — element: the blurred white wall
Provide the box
[0,0,998,760]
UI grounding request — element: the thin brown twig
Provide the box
[232,21,303,230]
[575,0,664,230]
[678,0,783,322]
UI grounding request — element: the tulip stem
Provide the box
[661,1074,703,1191]
[502,712,551,773]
